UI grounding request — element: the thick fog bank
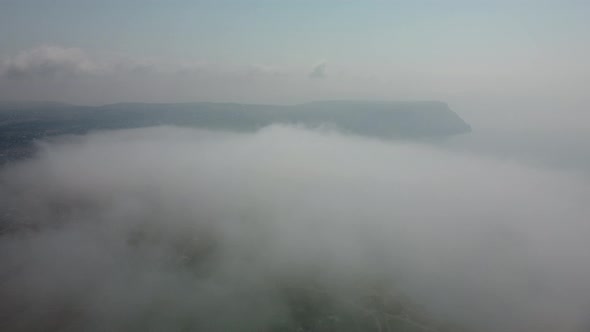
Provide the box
[1,126,590,332]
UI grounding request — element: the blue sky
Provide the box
[0,0,589,126]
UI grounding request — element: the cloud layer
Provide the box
[1,46,105,79]
[0,45,211,79]
[1,125,590,331]
[0,46,314,104]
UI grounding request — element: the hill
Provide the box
[0,100,470,163]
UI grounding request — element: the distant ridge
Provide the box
[0,100,471,162]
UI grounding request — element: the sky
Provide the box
[0,0,589,127]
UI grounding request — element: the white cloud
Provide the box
[1,126,590,331]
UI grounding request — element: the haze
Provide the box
[0,1,588,126]
[1,1,590,332]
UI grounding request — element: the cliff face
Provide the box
[0,100,470,162]
[287,101,471,138]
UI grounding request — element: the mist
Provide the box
[1,125,589,332]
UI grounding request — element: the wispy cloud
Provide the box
[0,45,190,80]
[0,46,107,79]
[0,45,310,104]
[309,62,327,79]
[0,45,297,80]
